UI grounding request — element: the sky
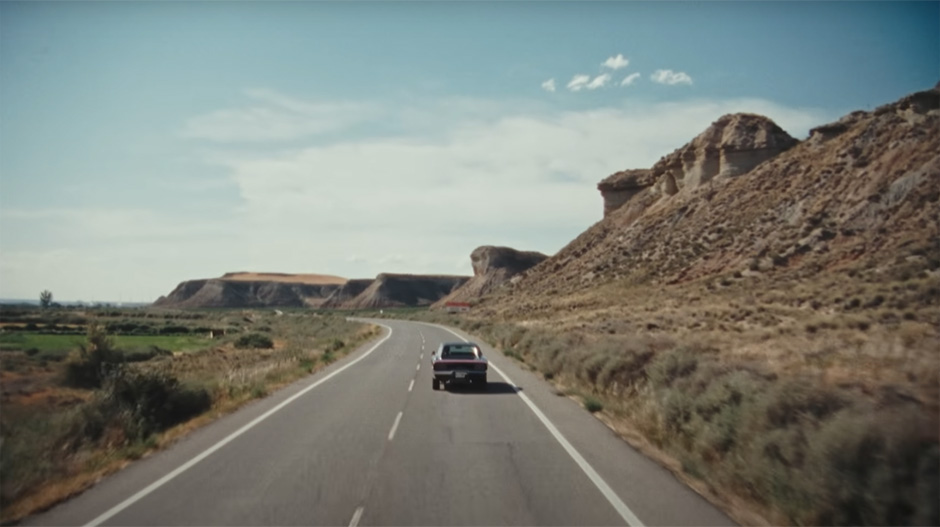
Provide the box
[1,1,937,303]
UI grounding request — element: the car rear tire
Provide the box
[432,378,440,390]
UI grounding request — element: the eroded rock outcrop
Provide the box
[597,169,654,217]
[649,113,798,196]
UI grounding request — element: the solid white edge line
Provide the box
[348,506,364,527]
[83,324,394,527]
[388,411,403,441]
[428,322,645,527]
[408,379,415,392]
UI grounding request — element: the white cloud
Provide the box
[541,78,556,92]
[621,72,642,86]
[566,74,591,92]
[602,54,630,70]
[586,74,611,90]
[181,89,378,142]
[651,69,693,86]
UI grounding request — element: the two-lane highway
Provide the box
[27,319,734,526]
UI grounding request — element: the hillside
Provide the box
[484,86,939,323]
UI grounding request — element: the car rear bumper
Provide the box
[434,371,487,382]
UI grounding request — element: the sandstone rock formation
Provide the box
[434,246,548,306]
[597,169,654,217]
[649,113,798,196]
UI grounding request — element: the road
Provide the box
[27,319,734,526]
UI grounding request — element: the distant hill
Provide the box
[153,274,345,309]
[342,274,469,309]
[153,272,470,309]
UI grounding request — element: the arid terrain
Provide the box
[4,85,936,527]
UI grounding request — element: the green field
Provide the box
[0,333,211,356]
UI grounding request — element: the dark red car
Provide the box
[431,342,488,390]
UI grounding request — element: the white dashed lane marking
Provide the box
[348,506,364,527]
[388,411,403,441]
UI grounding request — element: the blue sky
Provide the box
[1,1,937,302]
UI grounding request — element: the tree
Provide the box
[39,290,53,309]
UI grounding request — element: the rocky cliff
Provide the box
[434,246,549,306]
[596,114,797,222]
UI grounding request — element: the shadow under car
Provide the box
[443,381,520,395]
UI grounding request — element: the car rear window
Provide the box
[443,345,479,358]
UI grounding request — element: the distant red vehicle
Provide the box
[431,342,488,390]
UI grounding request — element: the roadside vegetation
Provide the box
[366,272,940,526]
[0,306,377,523]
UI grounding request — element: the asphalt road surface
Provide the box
[27,319,735,526]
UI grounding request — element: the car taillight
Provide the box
[477,363,487,371]
[434,363,446,371]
